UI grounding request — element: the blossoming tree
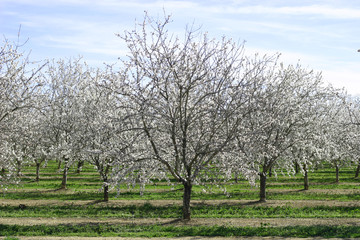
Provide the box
[110,13,267,219]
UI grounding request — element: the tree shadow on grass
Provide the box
[242,200,267,205]
[191,200,268,207]
[160,218,188,225]
[84,200,108,206]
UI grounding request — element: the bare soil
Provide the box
[1,216,360,227]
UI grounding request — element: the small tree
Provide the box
[24,108,51,182]
[0,36,45,186]
[320,95,356,183]
[342,96,360,178]
[42,58,90,189]
[289,89,338,190]
[80,68,140,201]
[238,62,331,201]
[290,146,318,190]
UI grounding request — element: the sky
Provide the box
[1,0,360,95]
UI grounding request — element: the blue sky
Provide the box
[1,0,360,95]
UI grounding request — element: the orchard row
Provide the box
[1,14,360,220]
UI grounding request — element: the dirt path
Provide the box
[1,216,360,227]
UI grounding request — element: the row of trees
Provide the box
[1,14,360,219]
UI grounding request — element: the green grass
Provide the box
[2,160,360,238]
[1,224,360,238]
[2,160,359,202]
[3,187,360,201]
[3,237,20,240]
[1,204,360,218]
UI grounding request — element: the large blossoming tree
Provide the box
[109,14,267,220]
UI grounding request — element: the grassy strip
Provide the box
[14,178,360,191]
[2,189,360,201]
[1,224,360,238]
[269,177,360,184]
[15,161,360,193]
[1,204,360,218]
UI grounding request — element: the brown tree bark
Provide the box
[76,160,84,174]
[60,167,68,189]
[104,184,109,202]
[295,161,300,174]
[303,164,309,190]
[355,162,360,178]
[57,160,62,172]
[35,162,41,182]
[335,165,340,183]
[103,174,109,201]
[259,172,267,202]
[182,181,192,220]
[60,158,69,189]
[16,159,22,177]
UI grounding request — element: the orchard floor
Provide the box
[1,199,360,227]
[2,163,360,239]
[3,198,360,208]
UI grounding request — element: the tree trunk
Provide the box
[303,164,309,190]
[268,167,272,177]
[60,159,69,189]
[335,165,339,183]
[355,162,360,178]
[35,162,41,182]
[57,160,62,172]
[259,172,267,202]
[103,176,109,202]
[234,172,238,183]
[16,159,22,177]
[182,181,192,220]
[104,184,109,202]
[295,161,300,174]
[76,160,84,174]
